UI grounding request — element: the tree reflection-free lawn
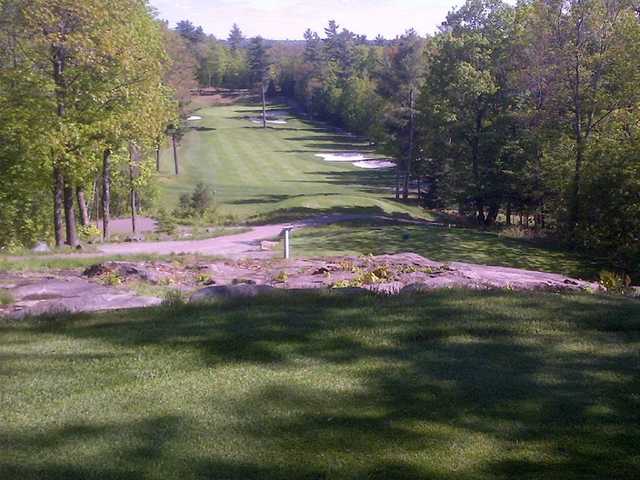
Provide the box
[292,222,601,279]
[1,291,638,479]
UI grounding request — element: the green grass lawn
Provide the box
[157,104,428,221]
[1,291,639,479]
[289,221,603,279]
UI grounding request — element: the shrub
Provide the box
[191,182,214,216]
[162,289,186,308]
[156,209,178,235]
[79,225,101,242]
[273,271,289,283]
[102,272,123,286]
[599,270,631,294]
[0,289,14,305]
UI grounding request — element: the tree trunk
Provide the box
[402,88,415,200]
[485,203,499,227]
[156,144,161,172]
[172,134,179,175]
[129,145,137,234]
[569,131,583,238]
[102,149,111,241]
[76,186,90,226]
[471,110,484,224]
[93,176,100,228]
[53,165,64,247]
[63,183,78,247]
[395,166,401,200]
[262,80,267,128]
[52,43,66,247]
[506,203,512,226]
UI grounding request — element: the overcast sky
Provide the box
[150,0,466,40]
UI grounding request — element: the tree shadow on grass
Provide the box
[3,292,639,479]
[294,221,602,279]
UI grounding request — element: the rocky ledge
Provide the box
[0,253,603,319]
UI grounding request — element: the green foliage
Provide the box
[155,209,178,236]
[162,289,186,308]
[191,182,214,216]
[101,272,123,287]
[273,271,289,283]
[599,271,632,295]
[78,225,101,243]
[0,289,15,305]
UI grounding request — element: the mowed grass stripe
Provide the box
[157,103,418,219]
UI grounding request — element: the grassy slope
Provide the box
[290,222,602,279]
[157,104,429,221]
[1,292,639,479]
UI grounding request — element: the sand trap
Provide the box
[251,118,288,125]
[187,115,202,121]
[353,160,395,169]
[315,153,374,162]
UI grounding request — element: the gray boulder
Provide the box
[31,241,50,253]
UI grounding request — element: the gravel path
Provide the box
[96,214,408,258]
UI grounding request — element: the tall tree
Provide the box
[380,29,426,199]
[228,23,244,52]
[248,36,271,128]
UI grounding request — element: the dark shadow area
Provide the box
[2,292,639,478]
[191,126,216,132]
[289,170,395,194]
[227,193,341,206]
[292,219,603,279]
[248,204,423,225]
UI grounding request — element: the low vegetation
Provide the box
[1,291,638,479]
[290,221,601,279]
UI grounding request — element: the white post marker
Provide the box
[282,226,294,259]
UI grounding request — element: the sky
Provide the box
[150,0,465,40]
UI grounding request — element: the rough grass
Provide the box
[157,104,427,221]
[0,289,14,305]
[290,221,602,279]
[1,291,639,479]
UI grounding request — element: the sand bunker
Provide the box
[315,153,373,162]
[251,118,288,125]
[187,115,202,121]
[316,152,395,169]
[353,160,395,169]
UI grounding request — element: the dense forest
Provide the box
[1,0,639,275]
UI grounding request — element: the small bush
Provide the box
[599,270,631,294]
[162,289,186,308]
[273,271,289,283]
[102,272,123,286]
[79,225,101,242]
[156,209,178,235]
[191,183,214,216]
[0,289,15,305]
[195,273,211,284]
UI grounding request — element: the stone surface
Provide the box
[1,275,160,320]
[31,242,50,253]
[2,253,604,319]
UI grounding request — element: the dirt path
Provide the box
[96,214,417,258]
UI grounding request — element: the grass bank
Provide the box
[289,221,602,279]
